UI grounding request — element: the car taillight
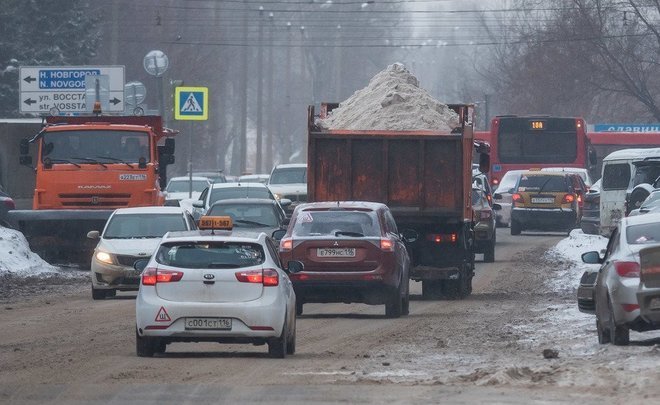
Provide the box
[380,238,395,251]
[280,238,292,252]
[141,268,184,286]
[3,199,15,210]
[426,233,457,243]
[492,178,500,186]
[614,261,640,278]
[621,303,640,312]
[562,194,575,204]
[479,210,492,220]
[512,193,524,204]
[235,269,279,286]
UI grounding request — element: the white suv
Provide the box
[267,164,307,213]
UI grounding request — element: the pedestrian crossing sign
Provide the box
[175,86,208,120]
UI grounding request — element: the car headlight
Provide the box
[273,193,282,200]
[95,251,114,265]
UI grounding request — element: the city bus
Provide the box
[587,131,660,180]
[487,116,592,186]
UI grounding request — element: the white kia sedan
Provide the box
[135,216,301,358]
[88,206,197,300]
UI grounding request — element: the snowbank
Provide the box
[546,229,608,293]
[318,63,460,131]
[0,227,59,276]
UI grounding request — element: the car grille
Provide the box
[58,193,132,208]
[284,194,307,202]
[116,254,150,267]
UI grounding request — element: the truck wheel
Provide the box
[136,328,156,357]
[510,220,522,236]
[385,285,403,318]
[484,240,495,263]
[92,287,106,300]
[422,280,443,300]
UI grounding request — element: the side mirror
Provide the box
[492,203,502,211]
[581,251,602,264]
[192,200,205,208]
[287,260,304,274]
[279,198,292,208]
[20,139,30,155]
[589,148,597,167]
[165,154,175,164]
[401,229,419,243]
[19,156,33,166]
[164,138,175,154]
[272,229,287,241]
[493,193,502,200]
[134,258,149,273]
[87,230,100,239]
[479,153,490,174]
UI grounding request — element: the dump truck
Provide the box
[307,103,489,299]
[7,115,177,266]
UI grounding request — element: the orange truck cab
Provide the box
[8,115,177,265]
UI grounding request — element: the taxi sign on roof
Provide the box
[199,216,233,230]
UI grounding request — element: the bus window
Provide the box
[602,163,631,190]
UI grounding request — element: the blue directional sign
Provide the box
[175,87,208,121]
[594,124,660,132]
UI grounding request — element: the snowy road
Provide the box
[0,230,659,404]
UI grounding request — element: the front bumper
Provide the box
[91,258,142,291]
[511,207,577,231]
[577,271,598,314]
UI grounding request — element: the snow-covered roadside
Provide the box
[0,227,59,276]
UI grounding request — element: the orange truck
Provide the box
[307,103,489,299]
[8,115,177,265]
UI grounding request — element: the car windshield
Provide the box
[292,210,379,237]
[167,180,208,193]
[269,167,306,184]
[155,242,265,269]
[642,192,660,208]
[208,203,279,227]
[626,222,660,245]
[42,130,150,163]
[209,187,272,205]
[517,175,567,193]
[103,213,187,239]
[632,164,660,187]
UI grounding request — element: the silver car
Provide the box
[492,170,525,227]
[582,212,660,345]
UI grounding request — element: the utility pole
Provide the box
[266,12,275,172]
[239,0,249,174]
[283,21,292,163]
[256,7,264,173]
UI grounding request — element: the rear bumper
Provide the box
[291,279,396,305]
[511,208,577,230]
[637,287,660,323]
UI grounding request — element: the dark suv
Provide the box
[278,201,410,318]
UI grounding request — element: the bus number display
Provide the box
[530,121,545,130]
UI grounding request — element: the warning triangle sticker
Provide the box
[181,93,202,113]
[155,306,171,322]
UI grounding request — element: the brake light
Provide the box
[235,269,279,286]
[512,193,524,204]
[621,303,640,312]
[492,178,500,186]
[562,194,575,204]
[3,199,15,210]
[380,238,395,251]
[426,233,457,243]
[479,210,492,220]
[141,268,184,286]
[614,261,640,278]
[280,238,292,252]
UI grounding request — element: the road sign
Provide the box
[174,87,208,121]
[19,66,125,114]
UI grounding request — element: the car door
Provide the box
[600,161,632,234]
[595,226,620,316]
[384,209,408,283]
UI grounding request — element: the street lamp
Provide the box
[143,50,169,123]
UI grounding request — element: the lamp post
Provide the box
[143,50,169,124]
[256,6,264,173]
[266,12,275,172]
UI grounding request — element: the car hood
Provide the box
[268,183,307,195]
[97,237,162,256]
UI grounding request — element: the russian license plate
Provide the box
[184,317,232,330]
[317,248,356,258]
[649,297,660,310]
[532,197,554,204]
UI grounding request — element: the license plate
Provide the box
[317,248,356,257]
[532,197,554,204]
[649,297,660,310]
[184,317,232,330]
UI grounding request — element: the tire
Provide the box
[484,239,495,263]
[295,300,303,316]
[608,299,630,346]
[510,220,521,236]
[92,287,106,300]
[422,280,443,300]
[401,280,410,316]
[268,318,288,358]
[385,285,403,318]
[136,329,156,357]
[286,316,296,355]
[154,340,167,354]
[596,318,611,344]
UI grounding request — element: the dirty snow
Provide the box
[0,227,58,276]
[318,63,460,131]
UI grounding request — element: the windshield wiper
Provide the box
[71,157,107,168]
[95,156,134,168]
[335,231,364,237]
[537,177,554,194]
[234,219,271,227]
[46,158,81,168]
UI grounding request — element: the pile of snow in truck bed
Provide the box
[0,227,58,275]
[318,63,460,131]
